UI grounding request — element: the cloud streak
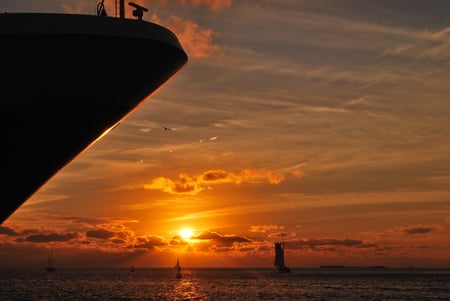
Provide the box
[380,27,450,61]
[170,0,232,11]
[23,232,78,243]
[390,224,443,236]
[152,15,222,58]
[144,168,285,195]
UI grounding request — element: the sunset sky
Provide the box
[1,0,449,269]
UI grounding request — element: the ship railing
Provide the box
[97,0,148,20]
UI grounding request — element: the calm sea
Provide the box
[0,267,448,300]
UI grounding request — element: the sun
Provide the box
[180,228,194,240]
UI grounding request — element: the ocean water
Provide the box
[0,267,448,300]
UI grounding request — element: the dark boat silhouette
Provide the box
[175,258,182,278]
[320,265,346,269]
[45,248,56,272]
[0,0,187,224]
[274,241,290,273]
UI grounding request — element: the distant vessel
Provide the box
[0,0,187,224]
[274,241,290,273]
[175,258,182,278]
[45,248,56,272]
[320,265,346,269]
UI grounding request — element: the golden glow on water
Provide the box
[172,270,208,300]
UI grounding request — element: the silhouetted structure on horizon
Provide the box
[274,241,291,273]
[45,248,56,272]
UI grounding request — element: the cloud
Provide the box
[170,235,189,245]
[366,223,445,240]
[380,44,413,58]
[181,0,232,11]
[154,15,222,58]
[195,230,252,245]
[144,174,204,195]
[0,225,19,236]
[290,238,375,249]
[86,229,116,240]
[144,168,285,195]
[60,0,91,14]
[133,236,166,250]
[241,168,285,184]
[111,239,126,244]
[419,27,450,60]
[1,219,151,252]
[249,225,284,233]
[391,224,442,235]
[381,27,450,61]
[291,169,305,178]
[23,232,77,243]
[53,216,109,225]
[160,0,232,11]
[268,232,296,239]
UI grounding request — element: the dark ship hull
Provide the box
[0,12,187,223]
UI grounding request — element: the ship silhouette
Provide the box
[274,241,290,273]
[0,0,187,224]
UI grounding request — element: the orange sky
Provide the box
[1,0,449,269]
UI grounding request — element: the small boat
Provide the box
[45,248,56,272]
[274,241,290,273]
[175,258,182,278]
[320,265,345,269]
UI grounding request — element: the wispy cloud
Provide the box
[133,236,166,250]
[0,225,20,236]
[23,232,78,243]
[380,27,450,61]
[389,224,443,235]
[152,15,222,58]
[249,225,284,233]
[195,230,251,244]
[365,223,444,239]
[144,168,285,195]
[60,0,91,14]
[86,228,116,239]
[164,0,233,12]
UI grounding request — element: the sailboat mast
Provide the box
[48,248,53,267]
[46,247,56,272]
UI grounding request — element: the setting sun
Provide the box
[180,228,194,240]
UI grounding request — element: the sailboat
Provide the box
[274,241,290,273]
[45,248,56,272]
[174,258,182,278]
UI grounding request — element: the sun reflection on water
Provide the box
[171,270,208,300]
